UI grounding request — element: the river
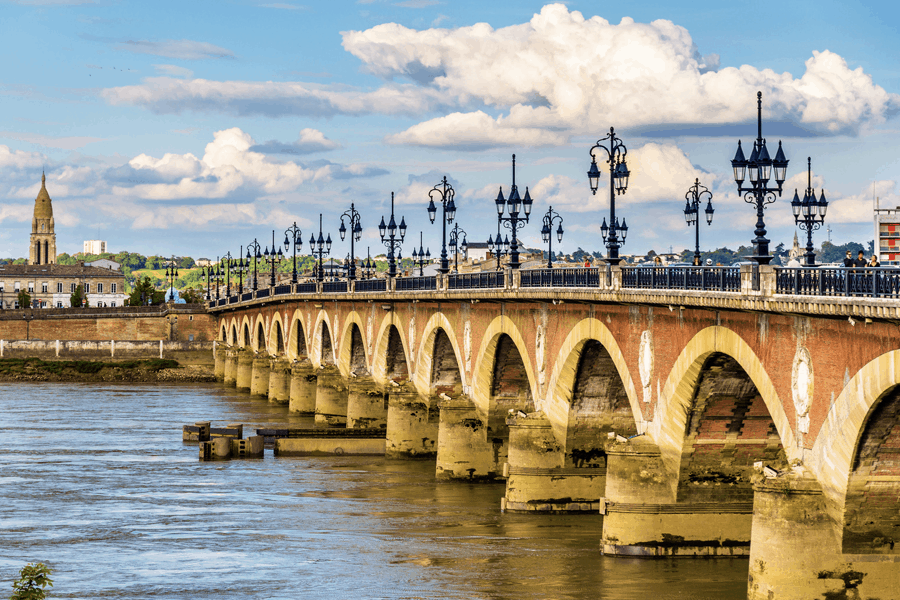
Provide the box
[0,383,749,599]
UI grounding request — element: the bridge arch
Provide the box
[253,316,268,354]
[239,315,252,348]
[544,317,640,465]
[219,321,227,343]
[811,349,900,546]
[415,312,466,398]
[312,310,337,367]
[268,312,286,356]
[652,326,794,483]
[229,319,238,346]
[286,309,308,361]
[371,315,411,387]
[338,311,369,377]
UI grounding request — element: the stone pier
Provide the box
[314,365,348,427]
[346,376,386,429]
[289,361,317,414]
[224,348,238,387]
[250,356,271,397]
[235,351,253,391]
[386,385,438,458]
[214,345,226,381]
[267,359,291,404]
[436,396,496,480]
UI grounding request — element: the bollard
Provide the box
[232,435,264,458]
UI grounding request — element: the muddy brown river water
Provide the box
[0,382,749,599]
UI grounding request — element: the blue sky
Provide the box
[1,0,899,261]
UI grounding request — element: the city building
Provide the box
[874,201,900,266]
[85,258,121,271]
[464,242,490,262]
[195,258,213,267]
[0,174,126,308]
[83,239,107,255]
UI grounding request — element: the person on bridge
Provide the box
[844,250,854,268]
[855,250,867,270]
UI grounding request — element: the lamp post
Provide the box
[231,247,246,294]
[427,176,456,274]
[683,179,715,265]
[221,251,233,297]
[165,255,178,301]
[448,223,467,273]
[411,232,430,276]
[588,128,630,265]
[379,192,407,278]
[790,157,828,267]
[361,247,376,279]
[486,232,509,271]
[540,206,564,268]
[204,262,212,300]
[213,258,222,300]
[308,214,332,282]
[263,230,284,287]
[339,203,363,281]
[246,239,262,291]
[283,222,303,284]
[730,91,790,265]
[493,154,533,270]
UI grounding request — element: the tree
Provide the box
[10,562,53,600]
[181,287,204,304]
[69,285,84,308]
[17,290,31,309]
[127,276,165,306]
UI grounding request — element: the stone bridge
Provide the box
[209,265,900,600]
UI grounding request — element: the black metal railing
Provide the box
[323,281,348,293]
[621,266,740,292]
[273,284,291,296]
[775,267,900,298]
[395,276,437,291]
[217,298,227,307]
[296,282,317,294]
[241,292,253,302]
[520,268,599,288]
[448,271,504,289]
[355,279,387,292]
[256,288,270,299]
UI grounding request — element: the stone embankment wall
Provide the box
[0,340,215,366]
[0,304,215,342]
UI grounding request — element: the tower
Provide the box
[29,172,56,265]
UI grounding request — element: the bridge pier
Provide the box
[315,365,348,427]
[224,349,239,387]
[214,345,226,381]
[289,361,316,414]
[235,351,253,391]
[346,376,386,429]
[436,397,496,480]
[250,356,271,397]
[601,439,751,557]
[386,385,438,458]
[502,412,605,512]
[267,359,291,404]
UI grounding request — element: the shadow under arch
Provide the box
[652,326,795,480]
[229,320,238,346]
[414,312,466,398]
[268,311,286,356]
[254,316,267,354]
[371,314,411,387]
[239,315,252,348]
[337,311,369,378]
[544,317,640,449]
[470,315,537,420]
[286,309,308,362]
[311,309,337,368]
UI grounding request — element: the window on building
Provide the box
[13,301,19,309]
[14,282,20,292]
[110,301,116,307]
[97,283,104,294]
[84,283,90,293]
[111,283,117,293]
[27,282,34,293]
[41,282,48,293]
[40,301,46,308]
[56,302,62,308]
[70,283,76,293]
[57,282,63,293]
[0,283,4,292]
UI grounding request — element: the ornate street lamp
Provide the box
[308,214,332,282]
[220,252,233,297]
[338,203,363,281]
[493,154,533,270]
[448,223,467,273]
[730,91,789,265]
[790,157,828,267]
[588,128,630,265]
[411,232,431,276]
[427,176,456,274]
[164,256,179,301]
[283,222,303,284]
[379,192,407,278]
[204,262,212,300]
[683,179,714,265]
[246,239,262,291]
[361,247,376,279]
[486,232,509,271]
[540,206,564,268]
[213,257,223,300]
[263,230,284,287]
[230,247,246,295]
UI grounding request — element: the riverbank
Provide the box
[0,357,216,383]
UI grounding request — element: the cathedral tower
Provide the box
[29,172,56,265]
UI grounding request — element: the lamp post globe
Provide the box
[587,127,630,265]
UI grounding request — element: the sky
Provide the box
[1,0,900,261]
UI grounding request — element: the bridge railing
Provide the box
[323,281,348,293]
[355,279,387,292]
[273,284,292,296]
[775,267,900,298]
[296,282,317,294]
[256,288,270,299]
[621,266,740,292]
[448,271,504,289]
[396,276,437,291]
[520,267,599,288]
[241,292,254,302]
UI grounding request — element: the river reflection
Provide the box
[0,383,748,599]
